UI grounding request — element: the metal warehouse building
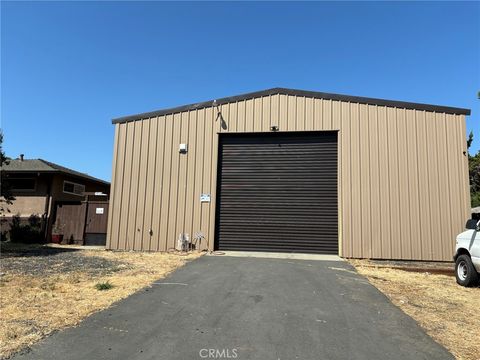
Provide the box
[106,88,471,261]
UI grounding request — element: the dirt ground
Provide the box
[350,259,480,360]
[0,243,202,359]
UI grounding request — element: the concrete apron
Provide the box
[208,250,343,261]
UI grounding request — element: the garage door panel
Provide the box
[218,230,339,238]
[221,245,337,254]
[216,132,338,254]
[219,220,338,228]
[220,190,337,195]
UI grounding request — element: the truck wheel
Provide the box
[455,254,479,287]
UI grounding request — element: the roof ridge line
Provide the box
[111,87,471,124]
[37,158,56,170]
[38,159,110,185]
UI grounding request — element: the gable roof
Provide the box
[112,87,471,124]
[2,159,110,185]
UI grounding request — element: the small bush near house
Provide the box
[94,281,114,291]
[9,214,44,244]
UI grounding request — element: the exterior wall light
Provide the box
[179,144,188,154]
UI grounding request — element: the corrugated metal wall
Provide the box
[106,94,469,261]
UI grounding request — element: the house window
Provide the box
[63,181,85,196]
[11,178,36,191]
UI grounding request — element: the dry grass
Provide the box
[0,246,202,359]
[350,260,480,360]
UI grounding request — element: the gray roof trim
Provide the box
[2,159,110,186]
[40,159,110,185]
[112,87,471,124]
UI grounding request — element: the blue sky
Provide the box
[2,1,479,182]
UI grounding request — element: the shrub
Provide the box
[9,214,44,244]
[472,192,480,208]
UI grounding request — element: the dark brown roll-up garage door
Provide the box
[215,132,338,254]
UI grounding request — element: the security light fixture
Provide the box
[179,144,188,154]
[270,125,279,132]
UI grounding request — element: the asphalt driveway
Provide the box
[14,255,452,360]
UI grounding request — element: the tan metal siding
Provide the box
[152,115,166,251]
[134,120,150,250]
[350,103,362,257]
[209,108,219,250]
[158,114,172,251]
[369,106,381,258]
[192,110,205,249]
[184,110,197,248]
[144,118,157,251]
[332,101,342,256]
[166,113,180,250]
[119,121,135,250]
[107,94,469,260]
[340,102,351,257]
[417,110,431,259]
[405,109,421,258]
[175,112,189,248]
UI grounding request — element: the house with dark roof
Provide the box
[1,155,110,243]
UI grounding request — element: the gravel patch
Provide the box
[0,247,129,276]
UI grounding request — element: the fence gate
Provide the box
[54,200,109,246]
[55,203,87,244]
[84,201,109,245]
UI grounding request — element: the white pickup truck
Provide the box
[454,219,480,287]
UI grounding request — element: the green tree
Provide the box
[467,131,474,149]
[468,131,480,207]
[0,131,14,215]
